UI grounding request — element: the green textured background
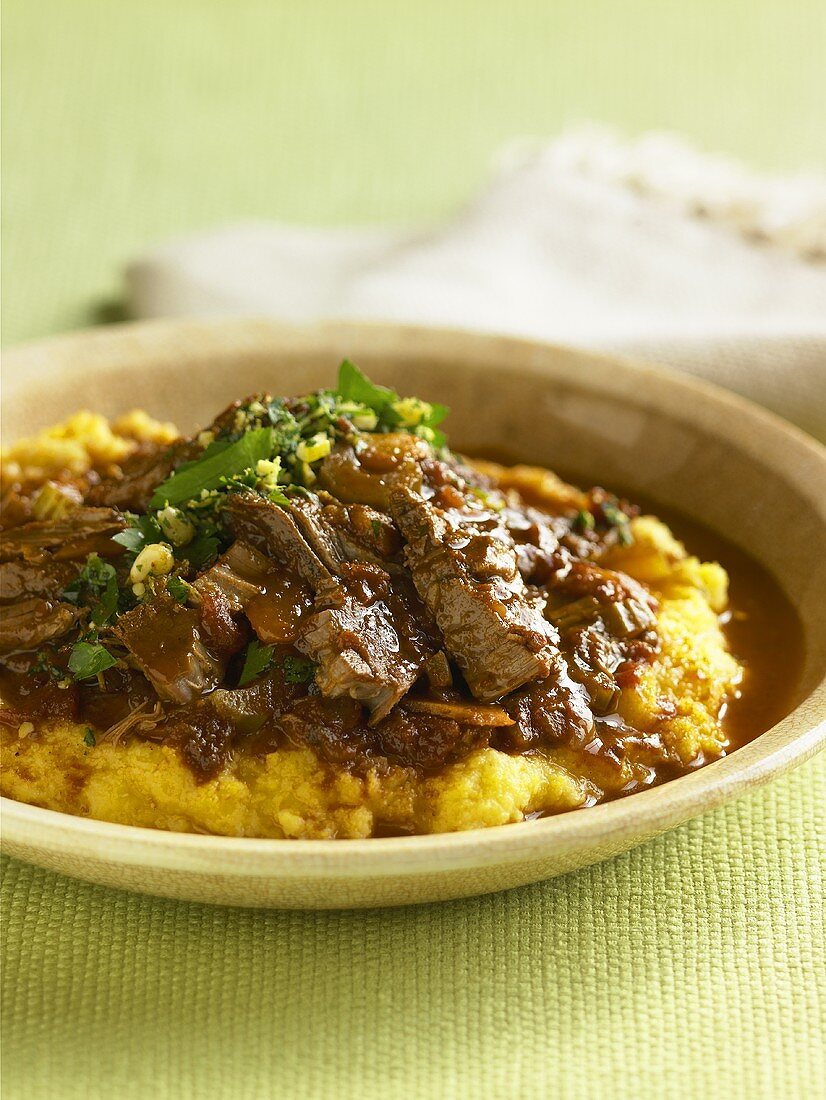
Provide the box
[2,3,825,1098]
[3,0,826,346]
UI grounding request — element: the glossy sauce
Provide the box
[477,449,805,753]
[653,502,804,751]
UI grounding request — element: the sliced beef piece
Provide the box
[0,597,80,654]
[226,492,332,586]
[0,559,76,603]
[500,671,595,752]
[196,530,315,647]
[291,493,404,572]
[226,491,397,580]
[86,440,194,512]
[286,495,352,573]
[0,508,124,561]
[318,498,403,565]
[197,583,249,658]
[298,562,434,724]
[227,492,433,719]
[112,591,222,704]
[390,487,560,702]
[193,541,272,612]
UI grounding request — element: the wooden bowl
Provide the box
[2,319,824,908]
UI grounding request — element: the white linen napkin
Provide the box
[126,126,826,440]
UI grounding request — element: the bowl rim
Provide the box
[2,316,825,875]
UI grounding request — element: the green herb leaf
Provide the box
[335,360,449,442]
[33,650,63,680]
[111,527,144,553]
[336,359,398,414]
[424,402,449,428]
[68,642,117,680]
[166,575,190,605]
[83,728,96,747]
[178,533,220,571]
[112,514,163,557]
[283,654,318,684]
[601,501,634,546]
[63,554,121,626]
[238,640,275,687]
[91,571,120,626]
[573,509,595,533]
[150,427,275,509]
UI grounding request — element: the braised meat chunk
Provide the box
[299,563,435,723]
[112,592,223,705]
[390,487,560,702]
[0,598,80,654]
[0,559,77,603]
[228,491,434,721]
[87,440,196,512]
[0,508,124,560]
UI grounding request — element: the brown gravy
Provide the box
[652,501,804,751]
[480,450,804,754]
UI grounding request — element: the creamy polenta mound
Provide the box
[0,365,742,838]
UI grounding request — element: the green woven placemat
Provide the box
[3,755,824,1099]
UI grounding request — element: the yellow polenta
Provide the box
[0,513,741,838]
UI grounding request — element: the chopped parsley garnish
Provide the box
[63,554,121,626]
[283,654,318,684]
[238,643,318,688]
[337,360,448,445]
[337,359,398,416]
[103,363,452,585]
[601,502,634,546]
[238,640,275,687]
[32,650,63,680]
[150,427,276,509]
[68,641,117,680]
[573,509,595,533]
[166,575,190,605]
[83,728,97,747]
[112,513,163,558]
